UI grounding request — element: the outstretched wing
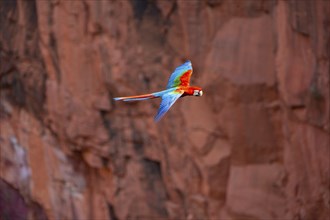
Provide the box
[166,61,193,89]
[155,90,184,122]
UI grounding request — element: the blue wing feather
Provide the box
[166,61,192,89]
[155,91,184,122]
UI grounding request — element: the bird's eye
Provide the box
[193,90,203,96]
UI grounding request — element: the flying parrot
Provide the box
[113,61,203,122]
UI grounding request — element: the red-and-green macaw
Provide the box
[114,61,203,121]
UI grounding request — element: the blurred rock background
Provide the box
[0,0,329,219]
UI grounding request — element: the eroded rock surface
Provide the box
[1,0,329,219]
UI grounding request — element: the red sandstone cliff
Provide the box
[0,0,329,219]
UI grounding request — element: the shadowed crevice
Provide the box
[130,0,162,22]
[0,0,47,120]
[107,203,119,220]
[142,158,168,217]
[0,179,48,220]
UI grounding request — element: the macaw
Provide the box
[114,60,203,121]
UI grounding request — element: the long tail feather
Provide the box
[114,88,177,102]
[114,93,157,102]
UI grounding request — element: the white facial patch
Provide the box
[193,90,203,96]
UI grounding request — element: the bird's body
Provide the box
[114,61,203,121]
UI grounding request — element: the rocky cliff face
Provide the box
[0,0,329,219]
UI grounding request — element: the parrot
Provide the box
[113,60,203,122]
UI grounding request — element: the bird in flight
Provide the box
[114,61,203,122]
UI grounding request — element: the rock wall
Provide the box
[0,0,329,219]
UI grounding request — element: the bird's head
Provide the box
[192,87,203,97]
